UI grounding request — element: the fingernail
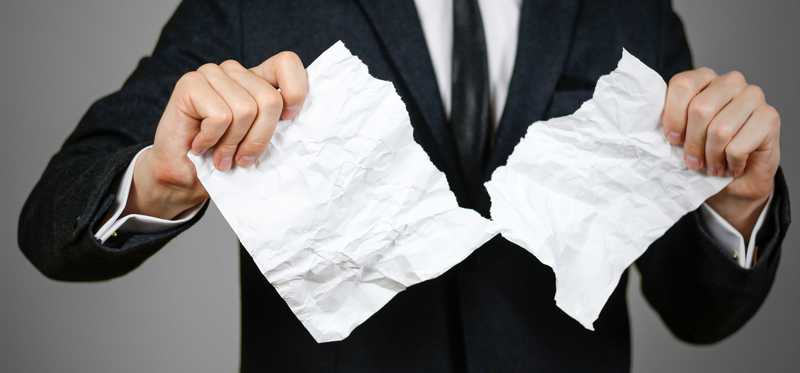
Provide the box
[238,155,256,167]
[667,131,682,144]
[218,156,232,171]
[685,154,702,170]
[708,166,718,176]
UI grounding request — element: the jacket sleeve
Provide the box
[18,0,241,281]
[635,0,792,344]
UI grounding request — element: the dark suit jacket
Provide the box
[19,0,791,372]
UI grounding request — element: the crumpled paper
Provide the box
[485,49,731,330]
[189,41,498,342]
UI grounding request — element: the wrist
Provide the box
[123,148,207,220]
[706,191,770,242]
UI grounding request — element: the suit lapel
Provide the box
[355,0,458,175]
[488,0,581,174]
[355,0,581,184]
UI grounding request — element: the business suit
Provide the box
[19,0,791,371]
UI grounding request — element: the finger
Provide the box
[725,104,780,178]
[704,84,765,176]
[663,67,717,145]
[235,87,283,167]
[198,63,258,171]
[251,51,308,119]
[220,60,284,167]
[684,71,747,171]
[177,72,233,157]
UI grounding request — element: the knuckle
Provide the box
[276,51,302,67]
[210,107,233,125]
[684,143,703,158]
[197,63,219,74]
[698,66,717,80]
[193,134,216,149]
[745,84,765,102]
[281,89,306,106]
[178,71,203,86]
[252,90,273,107]
[710,124,734,143]
[724,70,746,85]
[726,146,747,162]
[764,105,781,130]
[688,98,715,120]
[669,74,694,92]
[262,90,284,112]
[220,59,242,70]
[763,104,780,121]
[231,99,258,122]
[661,114,677,130]
[239,141,268,156]
[661,112,684,133]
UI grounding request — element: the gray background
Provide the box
[1,1,797,372]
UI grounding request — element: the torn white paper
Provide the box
[189,41,498,342]
[485,49,731,330]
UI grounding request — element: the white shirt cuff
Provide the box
[93,146,203,243]
[699,194,772,269]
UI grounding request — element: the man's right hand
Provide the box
[124,52,309,220]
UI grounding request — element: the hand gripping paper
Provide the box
[485,50,731,330]
[188,42,498,342]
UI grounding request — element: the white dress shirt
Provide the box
[96,0,770,269]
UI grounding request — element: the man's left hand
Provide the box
[662,68,781,241]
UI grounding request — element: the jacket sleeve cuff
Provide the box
[692,167,790,275]
[94,145,203,243]
[699,193,772,268]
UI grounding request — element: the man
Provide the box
[18,0,789,371]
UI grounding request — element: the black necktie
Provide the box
[451,0,491,201]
